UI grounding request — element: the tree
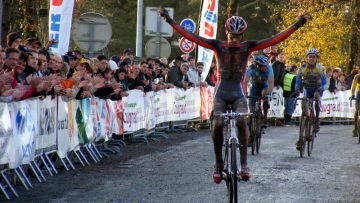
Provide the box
[272,0,351,70]
[349,0,360,72]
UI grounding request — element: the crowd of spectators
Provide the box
[0,32,217,103]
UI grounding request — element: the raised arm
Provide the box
[249,15,310,52]
[159,7,216,50]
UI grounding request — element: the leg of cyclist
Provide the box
[211,98,226,184]
[262,96,270,128]
[233,98,251,181]
[353,92,360,137]
[248,96,256,147]
[314,91,321,133]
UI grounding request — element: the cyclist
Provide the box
[244,55,274,128]
[159,8,310,183]
[350,72,360,137]
[295,48,326,150]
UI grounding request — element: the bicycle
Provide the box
[221,111,251,203]
[296,96,317,157]
[349,97,360,143]
[247,96,267,155]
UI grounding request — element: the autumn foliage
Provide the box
[273,1,351,70]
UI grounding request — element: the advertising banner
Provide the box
[48,0,75,54]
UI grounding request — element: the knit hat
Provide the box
[290,65,297,72]
[6,32,22,47]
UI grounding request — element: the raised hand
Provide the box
[158,7,171,22]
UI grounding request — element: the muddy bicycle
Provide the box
[297,97,318,157]
[247,96,267,155]
[221,111,251,203]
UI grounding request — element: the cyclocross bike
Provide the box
[247,96,266,155]
[350,97,360,143]
[297,97,317,157]
[221,111,251,203]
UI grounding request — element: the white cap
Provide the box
[108,60,118,71]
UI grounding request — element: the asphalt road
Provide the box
[12,123,360,203]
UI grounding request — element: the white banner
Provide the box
[122,90,147,132]
[57,98,79,158]
[0,103,13,165]
[37,97,57,150]
[151,89,175,125]
[197,0,218,81]
[9,101,37,168]
[49,0,75,54]
[171,87,201,121]
[268,88,354,118]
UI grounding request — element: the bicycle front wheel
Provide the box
[250,117,257,155]
[306,116,314,157]
[299,115,307,158]
[230,138,238,203]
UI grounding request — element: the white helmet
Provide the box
[225,16,247,34]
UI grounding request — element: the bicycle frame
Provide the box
[221,111,251,203]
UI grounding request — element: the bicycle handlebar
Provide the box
[221,112,252,118]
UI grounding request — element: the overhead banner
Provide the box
[197,0,218,81]
[49,0,75,54]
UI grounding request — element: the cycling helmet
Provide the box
[225,16,247,34]
[306,48,320,57]
[254,55,269,66]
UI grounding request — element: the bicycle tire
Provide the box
[357,114,360,144]
[231,138,238,203]
[299,115,307,158]
[256,127,263,154]
[250,117,256,155]
[305,114,312,157]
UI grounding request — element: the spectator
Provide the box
[346,67,359,90]
[114,68,129,90]
[328,68,340,93]
[6,32,22,49]
[168,62,191,89]
[3,48,20,73]
[97,55,108,74]
[38,49,50,76]
[282,65,298,125]
[121,48,134,61]
[25,38,42,52]
[186,56,197,85]
[66,51,80,78]
[272,53,286,88]
[24,51,39,77]
[188,62,207,87]
[0,46,5,71]
[337,73,348,91]
[324,67,333,91]
[206,60,217,87]
[159,57,168,66]
[110,55,121,66]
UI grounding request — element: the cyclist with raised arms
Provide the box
[295,48,326,150]
[245,55,274,128]
[159,8,310,183]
